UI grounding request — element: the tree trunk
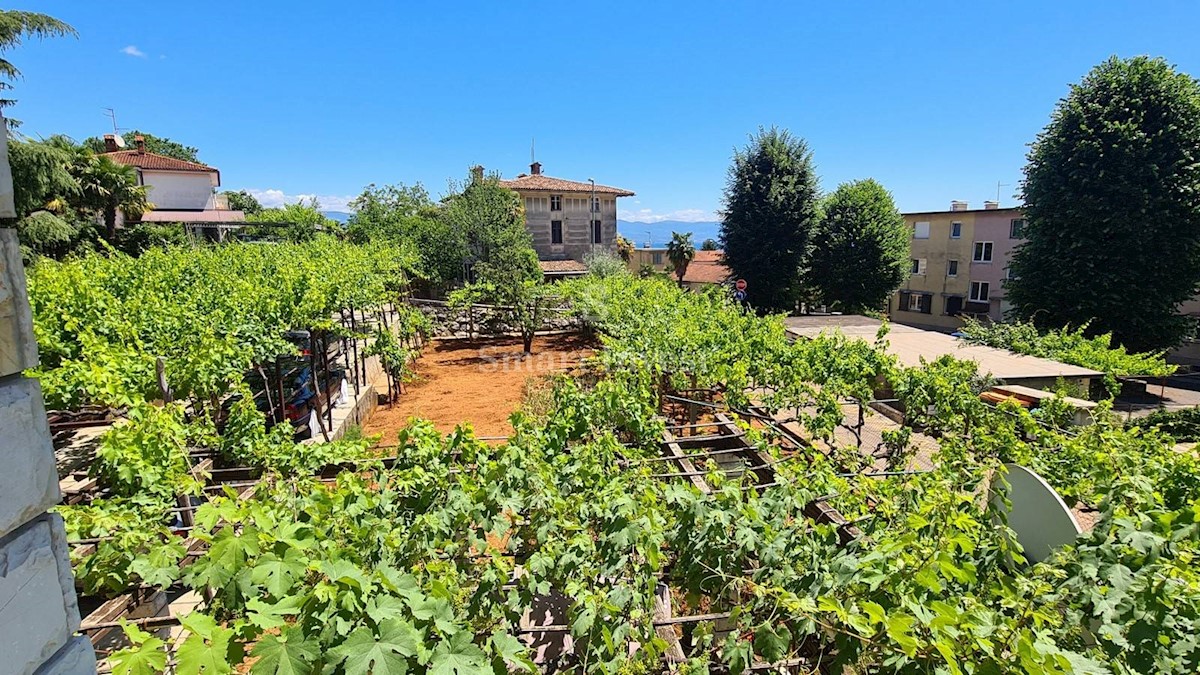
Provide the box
[104,206,117,241]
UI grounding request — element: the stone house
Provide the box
[498,162,634,264]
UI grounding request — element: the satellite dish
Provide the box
[989,463,1082,564]
[112,134,126,148]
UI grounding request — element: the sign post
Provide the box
[733,279,747,303]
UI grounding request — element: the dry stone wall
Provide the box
[410,299,579,339]
[0,229,95,675]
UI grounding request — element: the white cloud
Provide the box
[617,208,717,223]
[120,45,146,58]
[246,188,355,212]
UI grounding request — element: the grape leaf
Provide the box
[332,618,422,675]
[250,626,319,675]
[429,632,490,675]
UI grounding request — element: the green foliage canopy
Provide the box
[1007,56,1200,351]
[719,127,821,312]
[808,178,910,313]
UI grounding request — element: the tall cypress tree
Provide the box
[719,127,821,313]
[808,179,910,313]
[1008,56,1200,351]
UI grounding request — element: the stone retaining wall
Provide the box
[0,229,95,675]
[409,299,579,339]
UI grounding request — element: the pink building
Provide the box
[967,204,1025,321]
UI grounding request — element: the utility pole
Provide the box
[589,178,596,255]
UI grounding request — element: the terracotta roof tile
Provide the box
[500,174,634,197]
[682,250,731,285]
[104,150,218,173]
[538,259,590,274]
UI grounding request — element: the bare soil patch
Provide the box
[363,333,595,441]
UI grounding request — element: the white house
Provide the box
[102,134,244,225]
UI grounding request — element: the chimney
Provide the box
[530,161,542,176]
[471,165,483,183]
[134,135,146,154]
[103,134,118,153]
[950,200,969,212]
[983,200,999,210]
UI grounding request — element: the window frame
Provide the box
[950,221,962,239]
[591,219,603,244]
[910,257,927,275]
[652,252,663,265]
[947,259,959,277]
[970,281,990,302]
[973,241,994,263]
[1009,218,1025,239]
[550,194,562,212]
[913,221,931,239]
[550,219,563,245]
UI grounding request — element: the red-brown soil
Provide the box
[362,333,595,441]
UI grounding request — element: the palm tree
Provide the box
[79,156,151,241]
[666,231,696,285]
[0,11,75,110]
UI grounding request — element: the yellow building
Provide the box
[889,202,978,331]
[625,247,670,273]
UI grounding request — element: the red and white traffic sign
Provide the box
[735,278,747,291]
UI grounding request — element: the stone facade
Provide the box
[410,299,579,339]
[0,229,95,675]
[497,163,634,264]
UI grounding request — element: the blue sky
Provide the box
[10,1,1200,220]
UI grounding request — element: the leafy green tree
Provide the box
[808,179,910,313]
[347,183,466,291]
[78,155,151,241]
[8,136,78,217]
[247,199,337,242]
[442,172,528,267]
[719,127,822,313]
[1007,56,1200,351]
[16,210,75,258]
[469,226,546,353]
[700,238,718,251]
[0,10,75,111]
[85,131,200,163]
[666,231,696,285]
[221,189,262,215]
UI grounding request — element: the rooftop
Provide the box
[682,250,731,285]
[498,162,634,197]
[538,259,590,276]
[783,315,1103,381]
[104,150,219,174]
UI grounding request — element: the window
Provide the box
[945,296,963,316]
[1010,219,1025,239]
[970,281,990,302]
[652,252,663,265]
[899,291,932,314]
[947,259,959,277]
[973,241,993,262]
[550,194,562,211]
[591,220,603,244]
[591,197,601,212]
[950,221,962,238]
[913,221,930,239]
[910,258,927,275]
[551,220,563,245]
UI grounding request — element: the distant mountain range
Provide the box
[618,220,721,249]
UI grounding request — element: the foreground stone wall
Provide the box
[0,229,95,675]
[410,299,579,339]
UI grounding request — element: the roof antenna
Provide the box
[996,180,1011,205]
[104,107,122,135]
